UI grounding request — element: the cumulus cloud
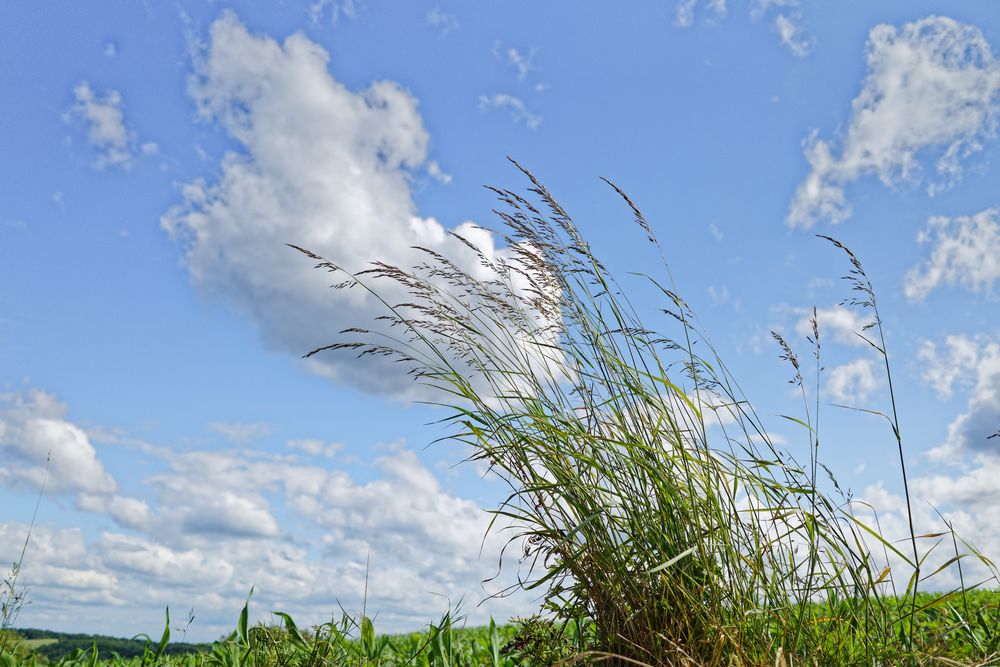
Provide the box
[477,94,542,129]
[162,13,552,399]
[0,523,122,606]
[905,208,1000,301]
[76,494,154,531]
[0,390,116,495]
[287,438,344,458]
[0,390,531,639]
[793,305,872,347]
[851,461,1000,592]
[826,358,881,404]
[787,16,1000,228]
[68,82,155,170]
[0,391,160,535]
[916,334,983,399]
[17,443,526,636]
[920,334,1000,461]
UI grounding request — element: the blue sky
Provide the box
[2,0,1000,641]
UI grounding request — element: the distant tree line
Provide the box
[15,629,207,662]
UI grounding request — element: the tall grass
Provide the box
[0,454,48,656]
[294,161,999,665]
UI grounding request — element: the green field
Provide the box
[3,590,1000,666]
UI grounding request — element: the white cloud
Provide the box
[708,222,723,241]
[0,389,533,638]
[425,8,459,36]
[103,41,118,57]
[774,14,812,57]
[1,439,529,639]
[308,0,360,25]
[826,358,881,404]
[923,335,1000,461]
[68,82,138,170]
[0,523,122,606]
[673,0,726,28]
[787,16,1000,228]
[794,305,872,347]
[0,383,554,648]
[426,159,452,184]
[752,0,798,14]
[477,94,542,129]
[685,0,810,56]
[77,493,154,531]
[0,391,159,535]
[851,461,1000,592]
[0,390,116,495]
[287,438,344,458]
[916,334,983,399]
[905,208,1000,301]
[208,420,273,443]
[495,44,536,81]
[707,284,730,305]
[162,13,553,399]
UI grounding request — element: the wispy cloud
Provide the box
[67,81,156,170]
[477,93,542,129]
[308,0,361,25]
[207,421,273,444]
[673,0,726,28]
[774,13,812,57]
[426,159,452,184]
[425,8,459,36]
[494,43,537,81]
[286,438,344,458]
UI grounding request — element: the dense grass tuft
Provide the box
[290,162,999,665]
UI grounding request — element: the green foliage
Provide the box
[6,593,1000,666]
[8,604,528,667]
[500,616,575,666]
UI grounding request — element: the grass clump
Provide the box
[291,161,999,665]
